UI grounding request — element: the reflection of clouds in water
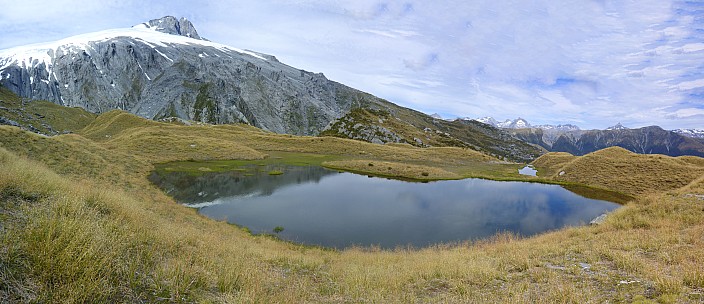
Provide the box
[518,197,555,235]
[519,166,538,176]
[198,173,619,248]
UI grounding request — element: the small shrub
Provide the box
[368,163,374,167]
[273,226,284,234]
[421,172,429,177]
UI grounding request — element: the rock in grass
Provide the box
[0,116,20,127]
[590,213,607,225]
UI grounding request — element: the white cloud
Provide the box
[357,29,420,39]
[669,108,704,118]
[681,43,704,53]
[675,79,704,91]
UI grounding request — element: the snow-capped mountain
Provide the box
[672,128,704,139]
[471,116,584,132]
[474,116,499,126]
[466,116,702,157]
[533,124,581,131]
[606,123,628,130]
[472,117,546,130]
[500,118,530,129]
[0,16,370,135]
[495,119,513,128]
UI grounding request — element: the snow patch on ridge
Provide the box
[0,26,267,71]
[153,48,174,62]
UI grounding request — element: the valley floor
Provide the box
[1,110,703,303]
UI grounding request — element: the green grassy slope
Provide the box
[0,86,96,135]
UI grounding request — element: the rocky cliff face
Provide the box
[138,16,203,40]
[0,16,376,135]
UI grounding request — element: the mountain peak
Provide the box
[606,123,628,130]
[473,116,498,126]
[496,117,531,129]
[134,16,203,40]
[533,124,581,131]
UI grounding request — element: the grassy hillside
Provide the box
[533,147,704,196]
[320,104,544,162]
[0,86,96,135]
[531,152,578,177]
[0,104,703,302]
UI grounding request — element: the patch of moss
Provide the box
[268,170,283,175]
[193,84,217,123]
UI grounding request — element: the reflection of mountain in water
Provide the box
[195,174,619,249]
[149,165,337,204]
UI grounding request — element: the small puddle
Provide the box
[518,165,537,176]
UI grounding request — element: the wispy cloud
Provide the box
[356,29,420,39]
[0,0,702,129]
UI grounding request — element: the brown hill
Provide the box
[533,147,704,196]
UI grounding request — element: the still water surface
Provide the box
[150,165,619,249]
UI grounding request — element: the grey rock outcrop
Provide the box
[589,213,607,225]
[0,116,20,127]
[139,16,203,40]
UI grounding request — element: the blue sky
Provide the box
[1,0,702,129]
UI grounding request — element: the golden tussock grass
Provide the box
[101,127,267,163]
[677,174,704,195]
[531,151,578,177]
[540,147,704,196]
[678,155,704,167]
[79,111,494,168]
[1,111,703,302]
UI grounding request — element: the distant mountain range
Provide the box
[673,128,704,139]
[423,115,704,157]
[510,126,704,157]
[474,116,582,132]
[472,117,704,157]
[466,116,703,140]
